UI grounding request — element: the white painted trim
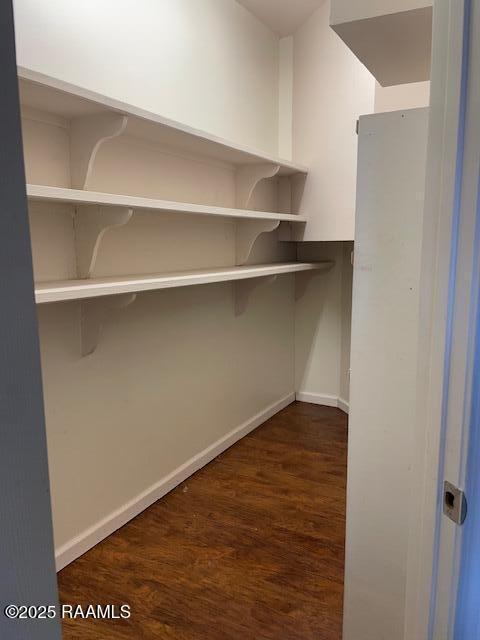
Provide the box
[55,392,295,571]
[295,391,349,414]
[337,397,350,414]
[427,2,480,636]
[278,36,293,160]
[404,4,467,638]
[296,391,338,407]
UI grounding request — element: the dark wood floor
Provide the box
[58,402,347,639]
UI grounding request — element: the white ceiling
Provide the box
[237,0,325,37]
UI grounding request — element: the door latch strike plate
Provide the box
[443,481,467,525]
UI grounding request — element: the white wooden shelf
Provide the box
[26,184,307,224]
[22,69,319,357]
[35,262,331,304]
[18,67,307,177]
[36,261,332,356]
[27,184,307,274]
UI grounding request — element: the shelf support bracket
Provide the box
[74,206,134,278]
[236,219,280,265]
[235,163,281,209]
[234,275,278,316]
[70,113,128,189]
[80,293,137,357]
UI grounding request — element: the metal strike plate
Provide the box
[443,481,467,525]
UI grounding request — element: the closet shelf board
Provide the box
[35,262,332,304]
[26,184,308,223]
[18,67,308,177]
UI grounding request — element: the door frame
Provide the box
[404,1,479,637]
[0,2,61,638]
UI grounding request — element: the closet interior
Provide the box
[14,0,433,638]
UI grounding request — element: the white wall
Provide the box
[295,241,352,411]
[292,0,375,241]
[295,242,343,405]
[375,80,430,112]
[13,0,280,155]
[292,0,373,411]
[14,0,379,572]
[340,242,353,405]
[13,0,306,569]
[22,102,298,568]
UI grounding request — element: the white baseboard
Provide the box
[295,391,338,407]
[55,392,295,571]
[337,397,350,414]
[296,391,349,415]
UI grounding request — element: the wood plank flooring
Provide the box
[58,402,347,639]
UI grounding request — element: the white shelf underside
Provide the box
[331,5,432,86]
[26,184,307,223]
[35,262,331,304]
